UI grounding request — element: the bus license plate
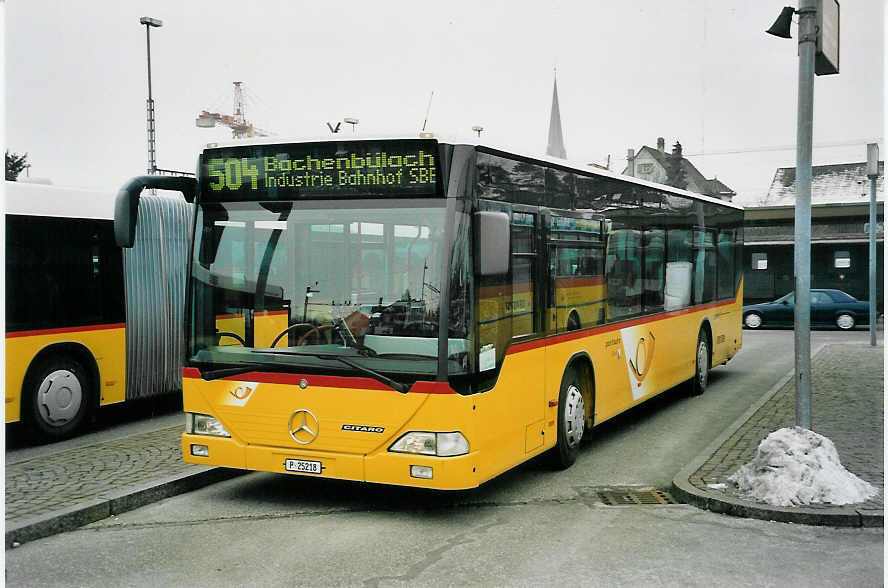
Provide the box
[285,458,322,474]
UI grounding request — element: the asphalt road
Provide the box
[5,329,883,587]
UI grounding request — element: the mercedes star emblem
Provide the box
[288,409,319,444]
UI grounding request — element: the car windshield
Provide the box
[777,293,794,304]
[187,200,464,377]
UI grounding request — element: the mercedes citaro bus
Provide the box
[114,135,743,489]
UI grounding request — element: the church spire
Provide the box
[546,72,567,159]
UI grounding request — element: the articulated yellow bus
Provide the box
[115,136,743,489]
[5,181,191,441]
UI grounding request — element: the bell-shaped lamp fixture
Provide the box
[766,6,796,38]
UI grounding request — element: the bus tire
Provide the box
[547,367,586,469]
[689,329,711,396]
[25,354,92,441]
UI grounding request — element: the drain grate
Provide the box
[598,488,676,506]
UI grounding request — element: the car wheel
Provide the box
[546,367,586,469]
[25,354,92,441]
[836,313,856,330]
[689,330,710,396]
[743,313,763,329]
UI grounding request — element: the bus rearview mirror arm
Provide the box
[475,211,510,276]
[114,175,198,248]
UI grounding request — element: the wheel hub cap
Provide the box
[564,384,585,448]
[37,369,82,425]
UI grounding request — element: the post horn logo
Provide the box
[230,384,255,400]
[629,331,656,383]
[288,409,319,445]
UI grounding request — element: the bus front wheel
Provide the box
[25,354,92,441]
[547,368,586,469]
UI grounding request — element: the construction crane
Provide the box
[196,81,272,139]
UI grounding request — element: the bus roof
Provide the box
[202,133,744,211]
[4,181,117,220]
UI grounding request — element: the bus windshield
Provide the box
[188,199,466,379]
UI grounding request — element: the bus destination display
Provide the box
[200,140,441,200]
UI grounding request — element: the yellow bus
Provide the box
[5,181,191,441]
[115,136,743,489]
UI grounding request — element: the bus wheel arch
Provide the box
[547,354,595,470]
[22,343,99,440]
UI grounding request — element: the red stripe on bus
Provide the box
[182,367,454,394]
[6,323,126,339]
[507,299,736,355]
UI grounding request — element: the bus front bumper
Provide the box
[182,433,481,490]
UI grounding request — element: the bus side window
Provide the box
[717,230,736,300]
[606,228,642,319]
[643,229,665,312]
[665,228,693,311]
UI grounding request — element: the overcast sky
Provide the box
[5,1,885,204]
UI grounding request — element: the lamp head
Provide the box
[140,16,163,27]
[765,6,795,39]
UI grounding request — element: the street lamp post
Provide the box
[140,16,163,175]
[867,143,879,347]
[792,0,817,430]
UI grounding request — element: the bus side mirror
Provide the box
[475,211,510,276]
[114,175,197,248]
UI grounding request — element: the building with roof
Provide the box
[743,160,883,310]
[623,137,736,201]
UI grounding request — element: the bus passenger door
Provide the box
[475,201,546,469]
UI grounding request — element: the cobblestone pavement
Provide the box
[5,425,241,547]
[675,342,884,526]
[6,426,189,526]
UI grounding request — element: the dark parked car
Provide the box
[743,289,870,330]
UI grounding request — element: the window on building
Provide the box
[637,163,654,175]
[752,252,768,270]
[834,250,851,269]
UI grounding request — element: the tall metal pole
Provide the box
[867,143,879,347]
[145,24,156,175]
[140,17,162,175]
[794,0,817,430]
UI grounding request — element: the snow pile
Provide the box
[728,427,879,507]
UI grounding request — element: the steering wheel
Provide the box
[269,323,315,348]
[215,331,247,346]
[297,325,333,346]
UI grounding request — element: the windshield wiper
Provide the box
[198,363,267,381]
[374,353,437,360]
[251,349,409,394]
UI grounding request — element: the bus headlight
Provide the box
[185,412,231,437]
[389,431,469,457]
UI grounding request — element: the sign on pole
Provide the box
[816,0,840,75]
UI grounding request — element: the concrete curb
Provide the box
[671,342,884,528]
[6,466,247,548]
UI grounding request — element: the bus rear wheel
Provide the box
[689,330,710,396]
[547,368,586,469]
[26,355,91,441]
